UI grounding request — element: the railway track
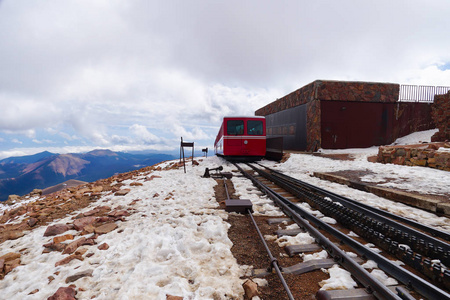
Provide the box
[233,162,450,300]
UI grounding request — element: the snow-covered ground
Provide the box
[257,130,450,231]
[0,158,246,300]
[1,129,449,299]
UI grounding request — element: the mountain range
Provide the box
[0,149,175,201]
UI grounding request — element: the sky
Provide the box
[1,0,450,159]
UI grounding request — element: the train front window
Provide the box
[227,120,244,135]
[247,120,264,135]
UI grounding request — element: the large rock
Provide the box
[6,195,20,203]
[108,210,130,218]
[65,269,93,283]
[0,252,21,262]
[73,216,96,231]
[98,243,109,250]
[6,230,25,240]
[53,234,74,244]
[114,189,131,196]
[4,258,21,274]
[243,279,260,298]
[47,286,77,300]
[94,223,118,234]
[31,189,43,196]
[62,237,86,255]
[44,224,71,237]
[55,254,83,267]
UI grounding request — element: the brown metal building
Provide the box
[255,80,439,152]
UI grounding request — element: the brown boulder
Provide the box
[6,230,25,240]
[166,295,184,300]
[7,195,20,203]
[27,217,38,227]
[47,286,77,300]
[55,254,83,267]
[83,206,110,217]
[94,223,118,234]
[0,252,21,262]
[44,224,71,237]
[62,237,86,255]
[91,185,103,193]
[4,258,21,274]
[65,269,93,283]
[53,234,74,244]
[73,216,96,231]
[98,243,109,250]
[43,242,67,253]
[114,189,131,196]
[108,210,130,218]
[31,189,43,196]
[243,279,260,298]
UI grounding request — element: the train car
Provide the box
[214,116,266,161]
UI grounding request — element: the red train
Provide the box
[214,116,266,161]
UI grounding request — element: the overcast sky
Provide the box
[1,0,450,159]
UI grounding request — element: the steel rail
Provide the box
[240,163,450,300]
[258,163,450,243]
[222,178,294,300]
[247,210,295,300]
[235,163,401,300]
[267,169,450,265]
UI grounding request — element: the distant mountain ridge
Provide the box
[0,150,175,201]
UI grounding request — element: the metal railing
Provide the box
[399,84,450,102]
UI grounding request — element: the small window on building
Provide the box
[227,120,244,135]
[247,120,264,135]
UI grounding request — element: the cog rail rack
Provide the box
[234,162,450,300]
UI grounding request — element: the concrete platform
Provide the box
[313,172,450,217]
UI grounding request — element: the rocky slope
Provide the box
[0,150,174,201]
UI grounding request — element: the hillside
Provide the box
[0,150,175,201]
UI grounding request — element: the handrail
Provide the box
[399,85,450,102]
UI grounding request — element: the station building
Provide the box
[255,80,447,152]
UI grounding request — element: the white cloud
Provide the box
[171,124,211,142]
[32,139,54,144]
[0,0,450,157]
[130,124,161,144]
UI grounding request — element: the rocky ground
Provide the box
[0,161,188,299]
[214,179,328,299]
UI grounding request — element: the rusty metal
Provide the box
[247,210,295,300]
[202,166,223,178]
[223,172,294,299]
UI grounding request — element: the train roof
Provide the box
[222,116,265,119]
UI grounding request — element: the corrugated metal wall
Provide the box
[265,104,308,151]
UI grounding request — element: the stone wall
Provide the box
[377,143,450,171]
[255,81,316,116]
[431,91,450,142]
[315,80,399,103]
[306,99,321,152]
[256,80,401,151]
